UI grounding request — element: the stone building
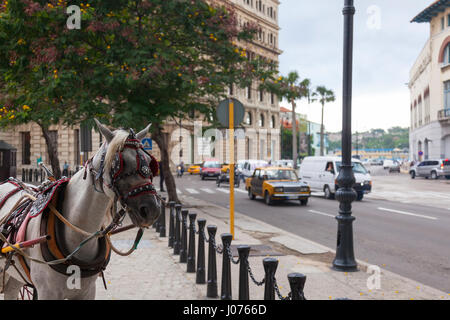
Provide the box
[409,1,450,161]
[0,0,282,176]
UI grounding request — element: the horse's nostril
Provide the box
[139,206,149,219]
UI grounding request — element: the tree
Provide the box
[311,86,335,156]
[0,0,277,201]
[263,71,311,168]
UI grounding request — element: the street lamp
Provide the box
[332,0,358,272]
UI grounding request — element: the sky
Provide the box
[278,0,433,133]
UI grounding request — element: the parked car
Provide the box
[388,160,401,173]
[245,167,311,205]
[241,159,268,180]
[383,159,394,169]
[200,159,221,180]
[409,159,450,179]
[187,164,202,175]
[273,159,294,168]
[369,158,383,166]
[298,156,372,201]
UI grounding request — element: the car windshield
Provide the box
[265,169,298,180]
[203,162,220,168]
[335,162,368,174]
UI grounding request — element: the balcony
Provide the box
[438,109,450,122]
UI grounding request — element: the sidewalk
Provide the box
[95,192,450,300]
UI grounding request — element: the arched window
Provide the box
[259,114,265,127]
[270,115,276,128]
[245,112,252,125]
[444,43,450,66]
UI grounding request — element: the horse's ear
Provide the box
[136,123,152,140]
[94,118,114,143]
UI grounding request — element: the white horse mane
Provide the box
[103,130,130,175]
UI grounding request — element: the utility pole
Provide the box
[333,0,358,272]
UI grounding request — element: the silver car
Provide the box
[410,159,450,179]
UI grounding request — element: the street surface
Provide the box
[160,166,450,293]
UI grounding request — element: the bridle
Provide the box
[84,129,162,215]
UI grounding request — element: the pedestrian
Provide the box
[62,161,69,177]
[158,160,165,192]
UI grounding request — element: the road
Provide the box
[158,169,450,293]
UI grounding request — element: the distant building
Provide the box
[409,1,450,161]
[279,107,328,155]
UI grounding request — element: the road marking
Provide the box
[216,188,230,194]
[186,188,199,194]
[377,207,437,221]
[200,188,215,194]
[234,188,247,194]
[176,188,183,194]
[308,210,335,218]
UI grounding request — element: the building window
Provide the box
[21,132,31,165]
[443,43,450,66]
[245,112,252,125]
[444,80,450,110]
[247,85,252,99]
[443,17,446,30]
[74,129,80,166]
[270,115,276,128]
[259,89,264,102]
[229,84,234,96]
[448,14,450,27]
[259,114,265,127]
[271,93,275,105]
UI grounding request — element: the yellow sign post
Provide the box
[229,99,235,239]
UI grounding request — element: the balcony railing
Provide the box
[438,109,450,121]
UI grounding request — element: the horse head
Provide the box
[93,119,161,228]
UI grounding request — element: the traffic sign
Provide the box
[216,98,245,128]
[141,138,153,150]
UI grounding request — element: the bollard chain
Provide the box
[247,263,265,286]
[273,277,292,301]
[226,245,240,265]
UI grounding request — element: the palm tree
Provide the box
[312,86,335,156]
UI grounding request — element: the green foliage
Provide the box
[0,0,278,130]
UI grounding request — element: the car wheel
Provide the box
[216,178,220,187]
[446,175,450,180]
[431,171,438,180]
[410,171,416,179]
[248,188,255,200]
[324,186,334,200]
[264,191,273,205]
[201,175,205,180]
[300,198,308,206]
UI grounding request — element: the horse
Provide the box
[0,120,161,299]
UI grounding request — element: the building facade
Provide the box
[409,1,450,161]
[0,0,282,176]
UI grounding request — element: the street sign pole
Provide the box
[229,98,235,239]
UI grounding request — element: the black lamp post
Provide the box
[332,0,358,272]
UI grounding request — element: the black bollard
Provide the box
[179,209,189,263]
[168,201,176,247]
[40,168,43,182]
[34,169,38,182]
[220,233,233,300]
[196,218,207,284]
[28,169,32,182]
[187,212,197,273]
[263,257,279,300]
[22,168,26,182]
[173,204,182,254]
[288,273,307,300]
[159,197,167,238]
[206,225,218,298]
[237,245,251,300]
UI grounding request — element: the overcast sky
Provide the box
[278,0,432,133]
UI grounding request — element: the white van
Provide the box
[241,159,268,179]
[298,156,372,201]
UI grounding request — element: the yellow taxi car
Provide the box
[245,167,311,205]
[187,164,202,175]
